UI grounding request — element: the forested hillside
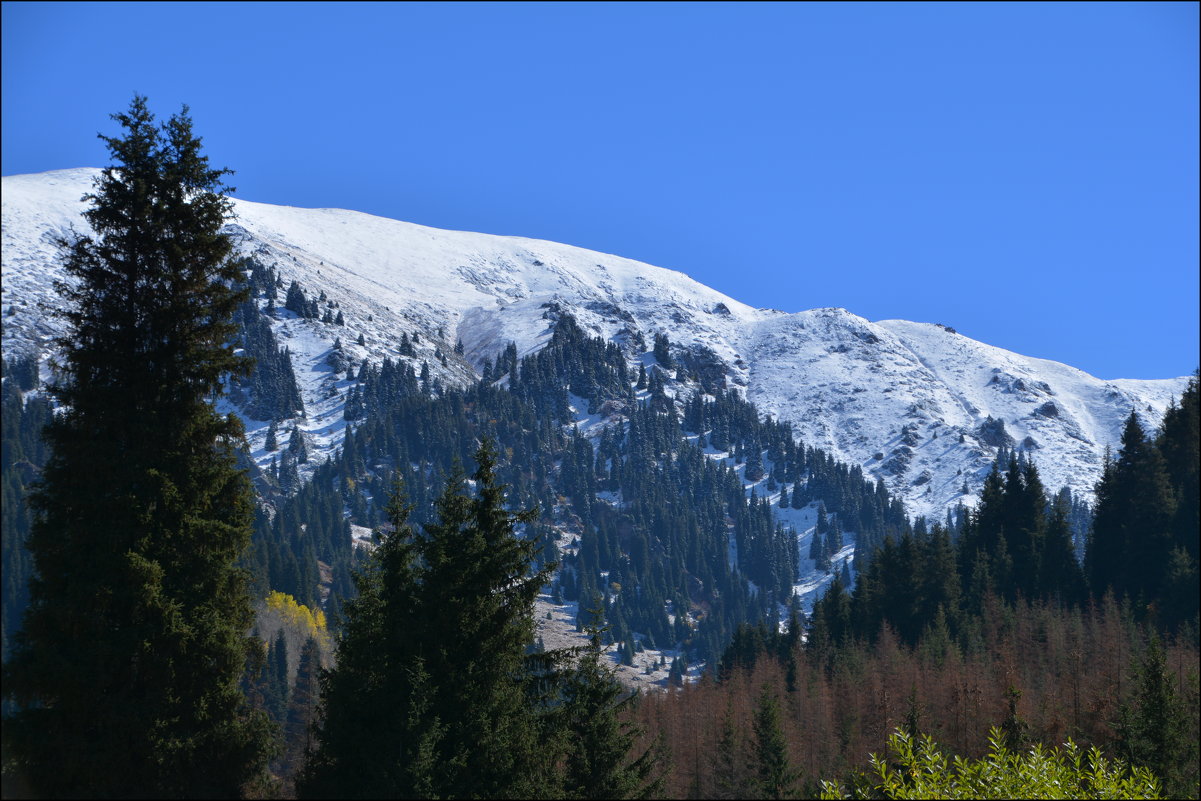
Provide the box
[2,96,1195,799]
[642,375,1199,798]
[1,271,917,793]
[232,299,909,672]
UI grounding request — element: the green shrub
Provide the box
[820,727,1162,800]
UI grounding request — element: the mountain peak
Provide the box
[2,168,1188,520]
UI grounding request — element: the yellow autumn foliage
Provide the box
[265,590,327,640]
[254,591,332,682]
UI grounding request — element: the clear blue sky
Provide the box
[3,1,1197,380]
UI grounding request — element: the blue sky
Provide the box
[3,1,1197,380]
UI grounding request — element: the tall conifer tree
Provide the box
[752,684,800,799]
[302,441,562,798]
[559,628,664,799]
[1116,635,1193,797]
[1089,412,1176,603]
[1156,375,1200,630]
[297,485,436,798]
[713,700,749,799]
[282,637,322,788]
[2,96,274,797]
[414,440,555,797]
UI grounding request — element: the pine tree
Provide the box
[1156,375,1200,631]
[714,699,749,799]
[1159,376,1199,557]
[279,450,300,493]
[297,484,435,798]
[289,425,308,464]
[790,473,806,509]
[2,96,274,797]
[1089,412,1176,604]
[652,332,674,369]
[667,655,686,688]
[559,628,664,799]
[811,505,831,572]
[267,627,290,724]
[416,440,556,796]
[282,636,321,788]
[752,684,800,799]
[745,440,765,482]
[1006,458,1048,600]
[303,441,561,798]
[1116,635,1194,797]
[285,280,309,317]
[826,512,843,553]
[1041,488,1084,603]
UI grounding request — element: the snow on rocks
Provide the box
[4,168,1190,522]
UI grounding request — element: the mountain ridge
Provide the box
[2,168,1189,520]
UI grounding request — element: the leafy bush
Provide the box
[820,727,1161,800]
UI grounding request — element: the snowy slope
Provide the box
[742,310,1186,517]
[3,168,1190,519]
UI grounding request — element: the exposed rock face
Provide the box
[976,417,1015,449]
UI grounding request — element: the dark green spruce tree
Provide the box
[414,440,554,797]
[558,625,664,799]
[296,485,437,798]
[281,636,322,789]
[1156,374,1200,631]
[752,683,800,800]
[1088,411,1176,606]
[2,96,274,798]
[713,699,750,800]
[1115,635,1195,798]
[302,440,561,798]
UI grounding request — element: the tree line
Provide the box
[638,591,1197,798]
[806,375,1199,658]
[687,374,1199,797]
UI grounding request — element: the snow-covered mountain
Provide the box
[3,168,1189,520]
